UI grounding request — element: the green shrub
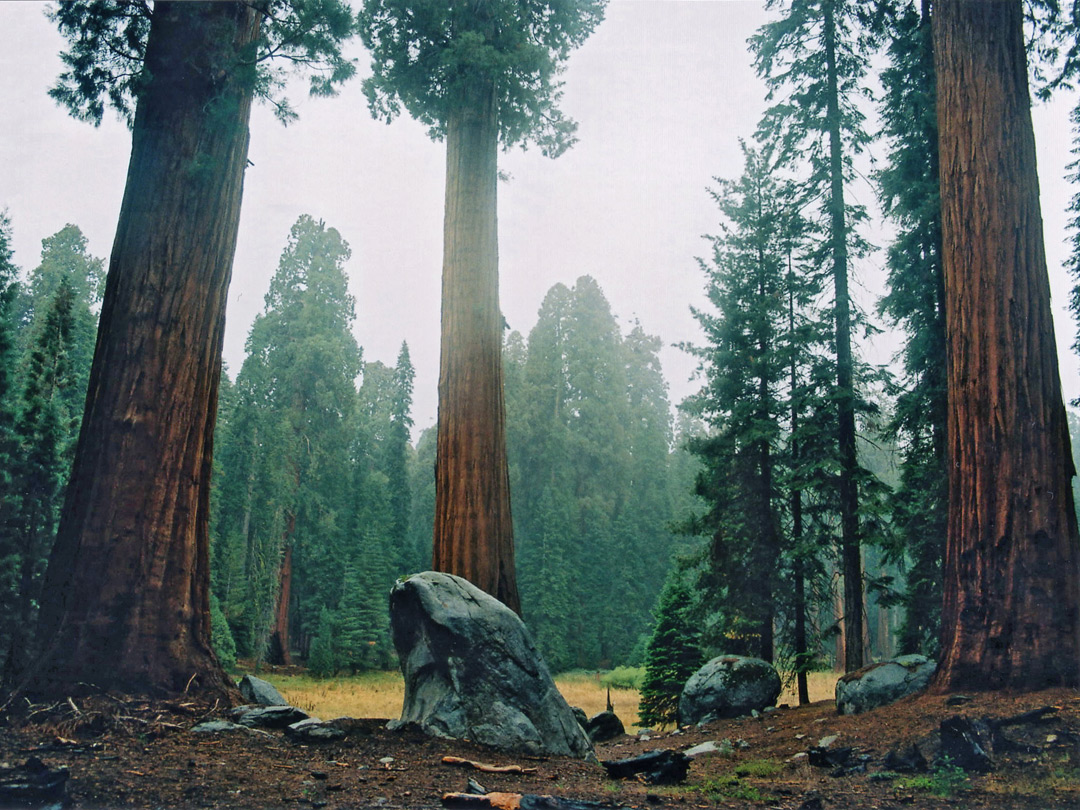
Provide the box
[209,592,237,671]
[600,666,645,690]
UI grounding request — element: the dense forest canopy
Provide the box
[0,0,1079,702]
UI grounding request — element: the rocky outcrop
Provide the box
[679,655,781,724]
[834,655,936,715]
[388,572,593,759]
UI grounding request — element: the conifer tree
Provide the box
[638,573,703,729]
[358,0,606,612]
[872,0,947,655]
[751,0,876,671]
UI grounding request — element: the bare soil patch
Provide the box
[1,687,1078,808]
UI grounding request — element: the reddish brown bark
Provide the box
[27,2,260,699]
[268,544,294,666]
[431,77,520,614]
[933,0,1080,690]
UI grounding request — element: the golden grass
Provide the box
[254,668,840,728]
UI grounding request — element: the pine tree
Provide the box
[751,0,877,671]
[638,573,703,729]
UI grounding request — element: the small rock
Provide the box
[1047,734,1060,744]
[191,720,246,734]
[285,719,346,743]
[808,746,853,769]
[570,706,589,729]
[789,752,808,762]
[233,705,310,729]
[466,778,488,795]
[238,674,289,706]
[795,733,807,740]
[683,741,722,759]
[379,757,395,765]
[585,710,625,743]
[763,706,779,714]
[882,744,928,774]
[735,739,750,750]
[310,771,329,780]
[751,709,761,718]
[817,734,839,748]
[946,694,973,706]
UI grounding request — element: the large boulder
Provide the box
[835,654,936,715]
[388,572,593,759]
[679,655,781,724]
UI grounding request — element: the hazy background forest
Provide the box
[4,0,1080,697]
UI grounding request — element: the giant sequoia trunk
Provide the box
[432,77,521,614]
[933,0,1080,690]
[28,2,259,698]
[823,0,864,672]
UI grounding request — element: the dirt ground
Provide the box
[1,687,1079,809]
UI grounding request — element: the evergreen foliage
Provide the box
[49,0,357,126]
[872,0,947,655]
[638,572,703,729]
[505,276,681,670]
[358,0,606,154]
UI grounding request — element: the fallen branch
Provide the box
[442,793,621,810]
[442,756,539,775]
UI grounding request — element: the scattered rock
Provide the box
[834,655,936,715]
[0,757,68,806]
[191,720,247,734]
[285,718,347,743]
[882,744,928,773]
[937,716,993,773]
[238,674,289,706]
[945,694,973,706]
[601,749,690,785]
[233,705,310,729]
[683,740,730,759]
[584,711,624,743]
[388,572,593,759]
[808,746,853,769]
[466,778,488,795]
[679,655,781,724]
[817,734,839,748]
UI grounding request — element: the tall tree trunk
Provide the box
[27,1,259,699]
[789,273,810,705]
[823,0,863,672]
[268,542,294,666]
[432,76,520,613]
[933,0,1080,690]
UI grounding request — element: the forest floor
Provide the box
[1,683,1079,809]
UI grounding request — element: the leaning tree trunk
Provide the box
[933,0,1080,690]
[823,0,864,673]
[28,1,259,699]
[432,76,521,614]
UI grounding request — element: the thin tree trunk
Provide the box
[432,76,520,613]
[932,0,1080,690]
[27,1,259,699]
[788,256,810,705]
[824,0,863,673]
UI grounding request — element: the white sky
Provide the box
[2,0,1079,438]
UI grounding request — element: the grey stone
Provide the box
[570,706,589,729]
[234,705,310,729]
[684,740,731,759]
[678,655,782,724]
[191,720,247,734]
[834,654,937,715]
[388,572,593,759]
[584,710,625,743]
[285,718,346,743]
[817,735,839,748]
[238,674,288,706]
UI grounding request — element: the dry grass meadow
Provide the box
[258,668,839,731]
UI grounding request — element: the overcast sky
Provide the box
[2,0,1079,438]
